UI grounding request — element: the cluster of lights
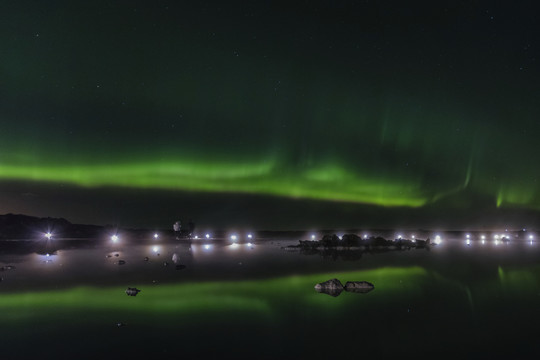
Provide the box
[229,234,253,242]
[45,232,52,239]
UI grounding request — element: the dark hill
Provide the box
[0,213,103,239]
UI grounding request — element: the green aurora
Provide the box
[1,1,540,226]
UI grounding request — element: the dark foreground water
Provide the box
[1,233,540,359]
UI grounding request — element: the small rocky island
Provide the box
[285,234,431,261]
[315,278,375,297]
[289,233,430,251]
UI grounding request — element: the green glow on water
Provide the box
[0,267,429,323]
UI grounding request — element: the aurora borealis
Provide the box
[2,1,540,229]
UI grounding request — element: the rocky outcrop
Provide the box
[314,278,344,297]
[315,279,375,296]
[125,287,141,296]
[344,281,374,294]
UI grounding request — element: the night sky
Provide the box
[1,1,540,230]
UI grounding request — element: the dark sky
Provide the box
[1,1,540,230]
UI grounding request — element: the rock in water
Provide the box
[314,278,344,297]
[344,281,374,294]
[125,287,141,296]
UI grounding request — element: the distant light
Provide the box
[230,235,237,241]
[194,235,198,239]
[411,235,415,239]
[46,253,50,257]
[111,235,119,242]
[466,239,471,246]
[311,234,315,240]
[230,243,238,249]
[397,234,402,239]
[205,233,210,239]
[494,239,499,246]
[247,234,253,239]
[45,232,52,239]
[494,235,499,239]
[153,233,158,239]
[466,234,470,239]
[529,235,534,240]
[247,242,252,247]
[434,235,441,245]
[204,244,211,250]
[481,235,485,240]
[152,246,159,253]
[363,234,368,239]
[481,239,485,245]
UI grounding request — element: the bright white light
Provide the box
[494,239,499,246]
[230,243,238,249]
[397,234,402,239]
[530,240,534,245]
[529,235,534,240]
[230,235,237,241]
[247,242,253,247]
[153,233,158,239]
[363,234,368,239]
[204,244,211,250]
[194,235,198,239]
[434,235,441,245]
[494,235,499,239]
[466,239,471,245]
[481,235,485,240]
[152,246,159,253]
[205,233,210,239]
[111,235,119,242]
[311,234,315,240]
[466,234,470,239]
[45,232,52,239]
[481,239,485,245]
[411,235,415,239]
[247,234,253,239]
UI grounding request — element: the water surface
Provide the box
[1,234,539,359]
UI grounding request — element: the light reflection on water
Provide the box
[2,234,540,358]
[1,234,540,291]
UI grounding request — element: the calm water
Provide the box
[1,234,540,359]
